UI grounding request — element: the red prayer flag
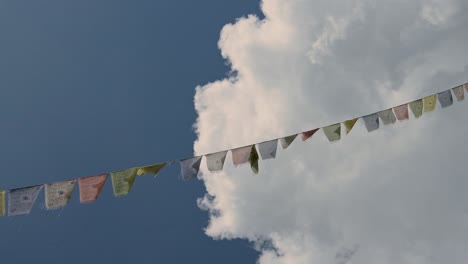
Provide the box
[78,174,108,203]
[393,104,409,121]
[301,128,319,141]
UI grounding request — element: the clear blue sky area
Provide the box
[0,1,261,263]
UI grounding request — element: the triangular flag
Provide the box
[232,146,253,166]
[249,145,259,174]
[301,128,319,141]
[452,85,464,101]
[279,134,298,149]
[323,123,341,142]
[205,151,228,172]
[137,163,167,177]
[45,180,77,210]
[0,191,5,216]
[78,173,108,203]
[8,185,43,216]
[362,113,379,132]
[409,99,423,118]
[343,118,358,134]
[393,104,409,121]
[180,156,202,180]
[423,95,437,112]
[258,140,278,160]
[111,168,138,196]
[438,89,453,108]
[378,109,396,125]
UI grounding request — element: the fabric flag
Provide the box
[249,145,259,174]
[452,85,464,101]
[232,145,253,166]
[343,118,358,135]
[180,156,202,180]
[393,104,409,121]
[423,95,437,112]
[78,173,108,203]
[323,123,341,142]
[45,180,76,210]
[409,99,423,118]
[438,89,453,108]
[137,163,167,177]
[0,190,5,216]
[8,185,43,216]
[111,168,138,196]
[362,113,379,132]
[301,128,319,141]
[258,140,278,160]
[279,134,298,149]
[205,151,228,172]
[378,109,396,125]
[465,83,468,92]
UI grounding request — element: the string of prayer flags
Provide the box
[258,140,278,160]
[137,163,167,177]
[423,95,437,112]
[452,85,464,101]
[78,174,108,203]
[249,145,259,174]
[8,185,43,216]
[205,151,228,172]
[409,99,423,118]
[378,109,397,125]
[111,168,138,196]
[45,180,76,210]
[279,134,298,149]
[343,118,358,134]
[302,128,319,141]
[393,104,409,121]
[0,191,5,216]
[232,145,253,166]
[363,113,379,132]
[438,90,453,108]
[323,123,341,142]
[180,156,202,180]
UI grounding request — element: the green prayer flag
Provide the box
[249,146,259,175]
[0,191,5,216]
[137,163,167,177]
[111,168,138,197]
[409,99,423,118]
[343,118,358,134]
[323,123,341,142]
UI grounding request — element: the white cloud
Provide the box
[194,0,468,263]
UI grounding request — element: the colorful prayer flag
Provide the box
[438,89,453,108]
[180,156,202,180]
[378,109,396,125]
[452,85,464,101]
[8,185,43,216]
[343,118,358,134]
[232,146,253,166]
[78,174,108,203]
[423,95,437,112]
[45,180,76,210]
[111,168,138,196]
[393,104,409,121]
[465,83,468,92]
[409,99,423,118]
[205,151,228,172]
[363,113,379,132]
[249,145,259,174]
[301,128,319,141]
[0,191,5,216]
[323,123,341,142]
[257,140,278,160]
[279,134,298,149]
[137,163,167,176]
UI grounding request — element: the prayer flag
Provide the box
[232,146,253,166]
[378,109,396,125]
[409,99,423,118]
[423,95,437,112]
[111,168,138,196]
[180,156,202,180]
[279,134,298,149]
[343,118,358,134]
[257,140,278,160]
[137,163,167,176]
[465,83,468,92]
[78,174,108,203]
[8,185,43,216]
[45,180,76,210]
[452,85,464,101]
[249,145,259,174]
[0,191,5,216]
[438,89,453,108]
[205,151,228,172]
[323,123,341,142]
[393,104,409,121]
[363,113,379,132]
[301,128,319,141]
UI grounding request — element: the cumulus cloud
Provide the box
[193,0,468,263]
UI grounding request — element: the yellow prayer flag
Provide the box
[423,95,437,112]
[249,146,259,175]
[0,191,5,216]
[343,118,358,135]
[137,163,167,177]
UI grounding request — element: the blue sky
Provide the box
[0,1,260,263]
